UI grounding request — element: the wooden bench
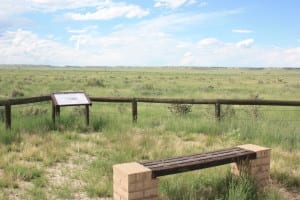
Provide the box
[141,147,256,178]
[113,144,271,200]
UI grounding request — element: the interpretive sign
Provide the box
[51,92,91,125]
[52,92,91,106]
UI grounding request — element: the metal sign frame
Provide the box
[51,92,92,125]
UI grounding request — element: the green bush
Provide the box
[168,104,192,116]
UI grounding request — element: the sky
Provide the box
[0,0,299,67]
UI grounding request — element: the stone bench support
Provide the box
[231,144,271,189]
[113,144,271,200]
[113,162,159,200]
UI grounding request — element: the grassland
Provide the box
[0,66,299,199]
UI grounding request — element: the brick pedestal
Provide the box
[113,162,158,200]
[231,144,271,190]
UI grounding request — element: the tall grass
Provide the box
[0,67,299,199]
[159,169,260,200]
[0,128,20,144]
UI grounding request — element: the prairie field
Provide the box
[0,66,299,200]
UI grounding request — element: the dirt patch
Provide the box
[46,153,98,199]
[1,167,34,200]
[6,181,33,200]
[278,186,300,200]
[272,181,300,200]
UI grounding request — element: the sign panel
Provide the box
[52,92,91,106]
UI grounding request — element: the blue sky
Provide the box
[0,0,299,67]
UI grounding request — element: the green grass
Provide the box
[0,67,299,199]
[5,165,43,182]
[160,170,260,200]
[0,129,20,145]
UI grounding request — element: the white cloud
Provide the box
[198,1,208,7]
[1,10,299,68]
[67,26,99,50]
[264,47,300,67]
[66,25,98,34]
[187,0,198,6]
[28,0,101,11]
[66,1,149,20]
[0,1,24,18]
[182,38,300,67]
[0,29,94,65]
[180,51,194,65]
[197,38,220,47]
[154,0,197,9]
[67,29,88,34]
[236,38,254,48]
[1,29,300,67]
[0,0,148,21]
[0,0,101,19]
[132,9,241,35]
[232,29,253,33]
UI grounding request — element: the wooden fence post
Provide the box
[85,105,90,126]
[215,103,221,121]
[5,102,11,129]
[56,106,60,117]
[52,102,56,124]
[132,98,137,122]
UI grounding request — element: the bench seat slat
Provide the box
[141,147,244,165]
[146,152,253,170]
[140,147,256,178]
[142,148,251,167]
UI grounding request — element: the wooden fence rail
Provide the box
[90,97,300,106]
[0,96,51,106]
[1,95,300,129]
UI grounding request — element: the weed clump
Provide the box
[19,107,48,116]
[86,79,106,87]
[224,174,257,200]
[168,104,192,116]
[5,165,43,182]
[221,105,236,118]
[246,94,262,119]
[134,84,163,96]
[0,129,20,144]
[11,90,24,98]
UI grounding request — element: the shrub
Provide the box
[134,84,163,96]
[11,90,24,98]
[168,104,192,116]
[221,105,236,118]
[86,79,105,87]
[246,94,262,119]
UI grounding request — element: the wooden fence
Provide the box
[1,95,300,129]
